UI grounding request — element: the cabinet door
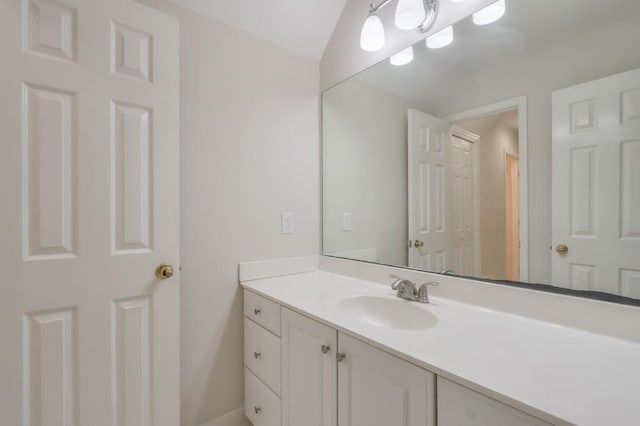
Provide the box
[281,308,337,426]
[338,333,436,426]
[437,378,552,426]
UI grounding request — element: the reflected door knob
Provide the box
[155,263,175,279]
[556,244,569,255]
[414,240,424,248]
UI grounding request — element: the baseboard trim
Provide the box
[198,407,250,426]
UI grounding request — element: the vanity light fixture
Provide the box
[395,0,427,30]
[389,46,414,65]
[426,25,453,48]
[360,0,439,52]
[360,12,386,51]
[472,0,506,25]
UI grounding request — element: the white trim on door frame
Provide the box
[504,149,520,281]
[445,96,529,282]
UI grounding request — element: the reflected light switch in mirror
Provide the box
[281,212,294,234]
[343,213,353,232]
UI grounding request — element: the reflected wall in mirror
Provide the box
[322,0,640,302]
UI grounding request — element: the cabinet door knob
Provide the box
[336,352,346,362]
[254,405,261,414]
[321,345,331,354]
[254,351,261,359]
[254,308,261,316]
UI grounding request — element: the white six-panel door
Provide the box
[552,67,640,297]
[408,109,451,271]
[450,135,475,276]
[0,0,180,425]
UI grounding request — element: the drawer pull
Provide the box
[254,405,262,414]
[254,308,261,316]
[254,351,261,359]
[336,352,346,362]
[321,345,331,354]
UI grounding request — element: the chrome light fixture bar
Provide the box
[360,0,440,52]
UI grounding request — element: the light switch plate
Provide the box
[281,212,294,234]
[343,212,353,231]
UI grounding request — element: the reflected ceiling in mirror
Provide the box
[322,0,640,304]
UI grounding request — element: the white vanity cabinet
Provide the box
[437,378,552,426]
[280,307,435,426]
[244,291,282,426]
[244,290,550,426]
[337,333,436,426]
[281,308,337,426]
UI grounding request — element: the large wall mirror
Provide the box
[322,0,640,303]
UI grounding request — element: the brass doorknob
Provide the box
[155,263,174,279]
[414,240,424,248]
[556,244,569,255]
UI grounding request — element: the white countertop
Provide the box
[241,270,640,426]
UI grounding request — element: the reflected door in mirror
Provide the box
[451,135,476,277]
[552,68,640,298]
[408,109,450,272]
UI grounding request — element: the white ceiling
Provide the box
[167,0,347,60]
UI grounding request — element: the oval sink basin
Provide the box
[336,296,438,331]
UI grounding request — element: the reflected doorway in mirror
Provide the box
[447,96,528,282]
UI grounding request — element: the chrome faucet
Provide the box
[390,275,439,304]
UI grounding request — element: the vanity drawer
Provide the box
[244,318,281,396]
[244,290,281,336]
[245,368,281,426]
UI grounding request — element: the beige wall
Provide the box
[139,1,320,425]
[320,0,495,90]
[323,78,414,266]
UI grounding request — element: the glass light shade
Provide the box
[389,46,414,66]
[360,14,385,52]
[426,26,454,49]
[472,0,506,25]
[395,0,426,30]
[449,0,465,2]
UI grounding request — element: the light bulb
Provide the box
[426,25,453,49]
[473,0,506,26]
[360,13,385,52]
[395,0,426,30]
[390,46,414,66]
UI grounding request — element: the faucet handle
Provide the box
[389,274,404,290]
[416,281,439,303]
